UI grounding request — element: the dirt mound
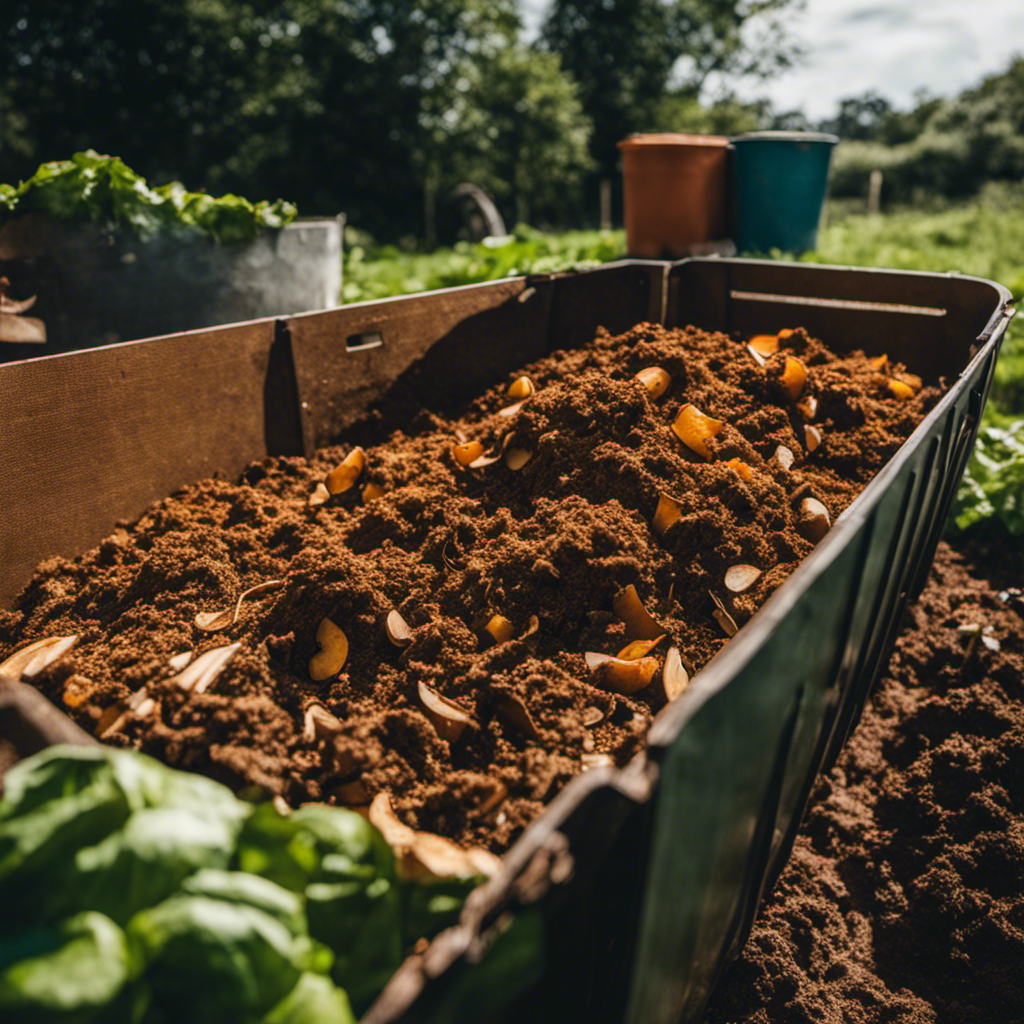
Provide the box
[703,539,1024,1024]
[0,322,936,853]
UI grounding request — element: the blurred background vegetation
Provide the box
[3,2,1023,246]
[0,0,798,245]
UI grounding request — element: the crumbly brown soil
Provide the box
[702,537,1024,1024]
[0,323,937,851]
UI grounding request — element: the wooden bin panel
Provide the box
[0,319,286,607]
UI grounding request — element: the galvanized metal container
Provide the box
[0,213,344,362]
[0,259,1013,1023]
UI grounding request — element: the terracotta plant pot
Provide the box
[618,134,730,258]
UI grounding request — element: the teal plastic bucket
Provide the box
[731,131,838,253]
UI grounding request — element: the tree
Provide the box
[540,0,803,183]
[0,0,588,242]
[442,46,593,229]
[818,91,894,141]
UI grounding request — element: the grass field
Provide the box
[343,194,1024,536]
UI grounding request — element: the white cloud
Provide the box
[525,0,1024,120]
[731,0,1024,118]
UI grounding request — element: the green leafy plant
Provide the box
[0,151,297,245]
[0,746,489,1023]
[342,224,626,304]
[952,414,1024,535]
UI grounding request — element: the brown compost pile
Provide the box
[0,321,938,853]
[703,538,1024,1024]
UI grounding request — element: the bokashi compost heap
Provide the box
[0,321,939,853]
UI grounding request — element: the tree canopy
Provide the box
[0,0,804,241]
[540,0,803,178]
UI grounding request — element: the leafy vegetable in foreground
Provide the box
[0,151,297,245]
[0,747,488,1022]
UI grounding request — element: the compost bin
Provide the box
[0,259,1013,1023]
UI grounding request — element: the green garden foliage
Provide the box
[0,151,297,244]
[0,1,592,243]
[343,224,626,303]
[828,58,1024,206]
[0,747,500,1023]
[952,415,1024,536]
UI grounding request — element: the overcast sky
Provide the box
[524,0,1024,121]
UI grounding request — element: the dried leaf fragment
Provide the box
[0,635,78,681]
[587,653,659,694]
[672,404,724,459]
[171,642,241,694]
[634,367,670,399]
[797,497,831,543]
[797,394,818,419]
[474,781,508,818]
[498,400,528,418]
[167,651,193,672]
[309,618,349,681]
[195,608,233,632]
[507,375,535,401]
[887,378,915,400]
[748,334,779,357]
[662,647,689,702]
[418,680,473,742]
[325,447,365,495]
[0,281,37,315]
[0,313,46,344]
[708,591,739,637]
[774,445,795,470]
[303,702,344,744]
[780,356,808,401]
[652,492,684,536]
[368,792,417,847]
[452,441,485,467]
[194,579,284,634]
[613,584,665,640]
[96,702,129,738]
[505,448,532,470]
[493,690,541,740]
[483,614,515,645]
[385,609,414,647]
[725,564,761,593]
[380,801,500,880]
[726,457,753,482]
[308,482,331,507]
[616,635,667,661]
